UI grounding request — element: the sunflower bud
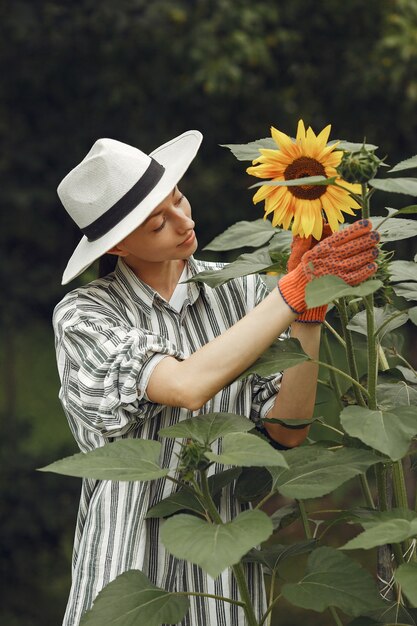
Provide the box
[337,146,383,184]
[178,439,210,480]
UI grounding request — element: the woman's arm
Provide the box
[147,221,378,421]
[263,322,321,447]
[146,287,297,410]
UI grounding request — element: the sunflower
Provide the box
[246,120,362,239]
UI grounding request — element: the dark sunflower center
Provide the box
[284,156,327,199]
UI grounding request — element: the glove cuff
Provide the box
[277,264,308,314]
[295,305,328,324]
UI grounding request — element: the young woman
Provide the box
[54,130,379,625]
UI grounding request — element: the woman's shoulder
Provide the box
[53,275,123,330]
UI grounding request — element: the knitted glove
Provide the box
[278,219,380,315]
[287,223,333,323]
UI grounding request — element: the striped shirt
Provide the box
[53,256,282,626]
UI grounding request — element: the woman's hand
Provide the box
[278,219,380,316]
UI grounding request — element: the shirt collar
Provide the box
[114,257,210,318]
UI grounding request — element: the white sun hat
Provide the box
[57,129,203,285]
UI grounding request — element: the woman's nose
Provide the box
[174,210,194,232]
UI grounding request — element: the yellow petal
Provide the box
[321,195,340,232]
[311,213,323,240]
[296,119,306,143]
[299,200,315,237]
[337,180,362,195]
[263,186,289,215]
[252,184,276,204]
[271,126,295,153]
[304,127,317,157]
[315,124,332,153]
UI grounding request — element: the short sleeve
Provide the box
[59,317,183,436]
[249,372,282,426]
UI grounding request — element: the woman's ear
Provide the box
[106,244,128,257]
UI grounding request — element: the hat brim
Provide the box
[61,130,203,285]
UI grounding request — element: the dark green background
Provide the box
[1,1,417,624]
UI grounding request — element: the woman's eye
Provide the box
[153,218,166,232]
[175,194,185,206]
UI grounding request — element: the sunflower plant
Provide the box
[40,121,417,626]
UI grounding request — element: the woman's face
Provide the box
[109,186,198,263]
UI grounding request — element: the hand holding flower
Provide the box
[278,219,380,316]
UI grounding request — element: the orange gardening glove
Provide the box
[278,219,380,315]
[287,222,333,323]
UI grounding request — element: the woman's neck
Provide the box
[123,257,186,301]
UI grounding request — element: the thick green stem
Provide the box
[200,470,259,626]
[392,460,412,563]
[361,183,370,219]
[360,184,398,596]
[336,299,367,406]
[392,461,409,510]
[375,463,389,512]
[178,591,245,607]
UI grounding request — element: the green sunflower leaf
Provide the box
[347,306,409,339]
[305,275,382,307]
[332,140,379,152]
[394,563,417,607]
[341,513,417,551]
[146,490,205,519]
[234,467,272,502]
[208,467,242,497]
[371,217,417,241]
[38,440,169,482]
[268,446,381,499]
[220,137,276,161]
[389,260,417,282]
[187,247,280,288]
[281,546,385,616]
[393,282,417,301]
[376,382,417,410]
[79,570,189,626]
[203,219,276,251]
[389,154,417,173]
[379,204,417,220]
[159,413,253,445]
[340,405,417,461]
[369,177,417,195]
[160,510,273,579]
[249,175,337,189]
[238,337,309,379]
[244,540,316,574]
[205,432,288,468]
